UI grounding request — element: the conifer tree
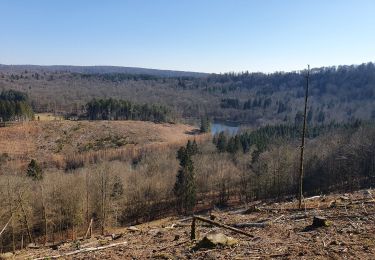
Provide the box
[200,117,211,133]
[26,159,43,181]
[174,141,198,213]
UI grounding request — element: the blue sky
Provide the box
[0,0,374,73]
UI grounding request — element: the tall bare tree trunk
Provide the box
[101,169,107,235]
[298,65,310,209]
[39,184,48,245]
[17,192,33,244]
[86,172,90,224]
[7,178,15,252]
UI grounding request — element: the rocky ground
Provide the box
[8,189,374,260]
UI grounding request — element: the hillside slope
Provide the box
[0,62,374,125]
[0,120,200,171]
[0,64,208,78]
[12,189,375,259]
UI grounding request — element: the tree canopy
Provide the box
[85,98,172,123]
[0,90,34,122]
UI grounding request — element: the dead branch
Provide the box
[84,218,93,239]
[0,215,13,238]
[33,241,127,259]
[156,240,190,252]
[192,215,254,239]
[232,222,268,228]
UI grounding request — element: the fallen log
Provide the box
[33,241,127,259]
[232,222,269,228]
[191,215,254,240]
[304,195,321,201]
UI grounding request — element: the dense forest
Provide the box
[85,98,172,123]
[0,90,34,122]
[0,62,374,125]
[213,121,364,155]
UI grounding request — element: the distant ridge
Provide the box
[0,64,209,78]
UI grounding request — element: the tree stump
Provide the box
[312,216,329,228]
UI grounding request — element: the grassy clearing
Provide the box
[34,113,64,121]
[0,120,204,171]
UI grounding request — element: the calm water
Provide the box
[211,122,240,135]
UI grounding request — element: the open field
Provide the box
[12,189,375,260]
[0,120,202,171]
[34,113,64,121]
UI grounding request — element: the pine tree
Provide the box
[174,141,197,213]
[200,117,211,133]
[216,132,227,153]
[26,159,43,181]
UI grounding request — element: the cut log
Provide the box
[232,222,269,228]
[191,215,254,239]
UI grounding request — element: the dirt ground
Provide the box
[13,189,375,260]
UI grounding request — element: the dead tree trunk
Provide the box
[298,65,310,209]
[39,184,48,245]
[86,172,90,225]
[7,178,15,252]
[17,192,33,244]
[100,169,107,235]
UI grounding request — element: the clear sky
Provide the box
[0,0,374,73]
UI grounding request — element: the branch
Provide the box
[33,241,127,259]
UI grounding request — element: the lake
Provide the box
[211,121,240,135]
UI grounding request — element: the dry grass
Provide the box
[34,113,64,121]
[0,120,205,171]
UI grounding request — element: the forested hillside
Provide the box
[0,63,374,254]
[0,62,374,125]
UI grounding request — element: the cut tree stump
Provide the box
[303,216,330,231]
[312,216,330,228]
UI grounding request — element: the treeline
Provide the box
[221,97,272,110]
[85,98,172,123]
[208,62,375,99]
[213,121,364,155]
[78,73,160,82]
[0,90,34,122]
